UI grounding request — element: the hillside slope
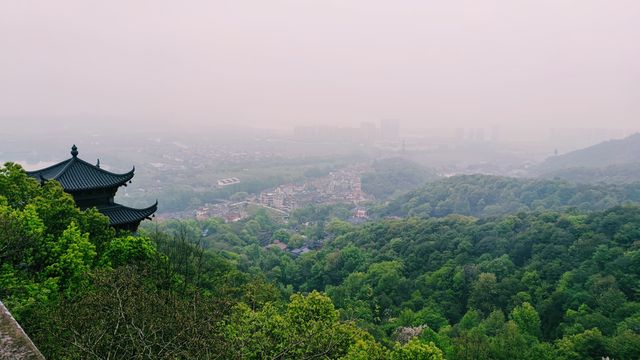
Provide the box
[374,174,640,218]
[540,162,640,184]
[535,133,640,176]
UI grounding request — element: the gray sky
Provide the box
[1,0,639,132]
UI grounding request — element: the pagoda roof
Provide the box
[26,145,134,191]
[97,201,158,226]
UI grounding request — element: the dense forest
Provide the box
[540,163,640,185]
[2,163,640,359]
[152,207,640,359]
[361,158,439,200]
[375,174,640,218]
[0,163,441,359]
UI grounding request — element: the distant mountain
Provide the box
[536,133,640,172]
[533,133,640,183]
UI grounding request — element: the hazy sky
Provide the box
[1,0,639,132]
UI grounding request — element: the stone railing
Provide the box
[0,300,45,359]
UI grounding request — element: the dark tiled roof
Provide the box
[26,146,134,191]
[97,201,158,225]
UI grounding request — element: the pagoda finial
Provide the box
[71,144,78,157]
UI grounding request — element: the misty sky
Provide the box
[1,0,639,132]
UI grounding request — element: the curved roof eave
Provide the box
[27,156,136,192]
[96,201,158,225]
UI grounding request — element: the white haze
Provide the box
[1,0,639,137]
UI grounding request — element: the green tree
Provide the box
[390,339,445,360]
[100,235,159,268]
[510,302,542,339]
[44,221,96,291]
[469,273,499,315]
[555,328,610,360]
[225,291,366,359]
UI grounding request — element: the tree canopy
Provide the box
[2,162,640,359]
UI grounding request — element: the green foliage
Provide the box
[4,161,640,359]
[2,163,401,359]
[510,302,541,339]
[271,228,291,243]
[555,328,609,360]
[0,164,116,317]
[0,162,41,208]
[43,221,96,291]
[289,203,353,226]
[224,291,369,359]
[100,235,159,268]
[272,206,640,358]
[390,339,445,360]
[341,338,390,360]
[468,273,499,315]
[378,174,640,218]
[361,158,438,200]
[541,162,640,184]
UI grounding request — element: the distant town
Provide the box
[193,163,371,223]
[4,122,638,226]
